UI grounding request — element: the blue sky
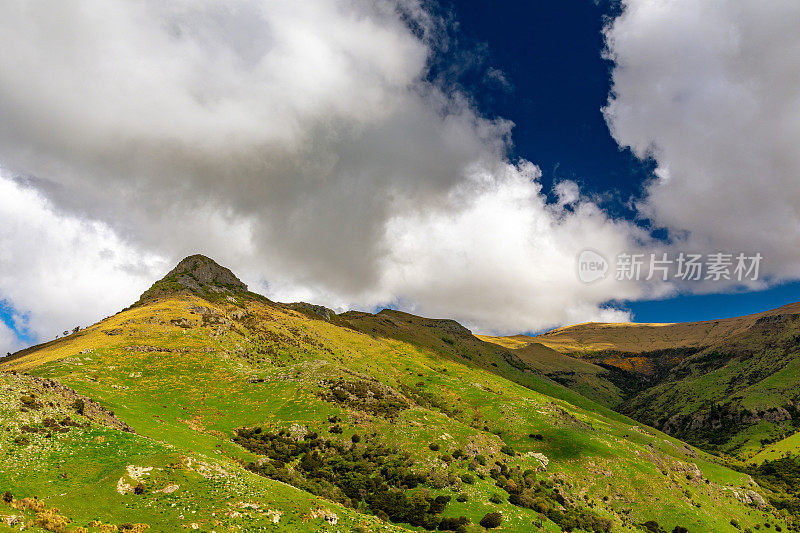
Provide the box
[443,0,798,325]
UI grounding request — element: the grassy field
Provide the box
[0,256,793,532]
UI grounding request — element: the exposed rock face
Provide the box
[166,255,247,292]
[137,254,247,303]
[286,302,336,321]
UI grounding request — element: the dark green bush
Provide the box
[72,399,85,415]
[480,512,502,528]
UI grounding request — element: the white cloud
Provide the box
[604,0,800,281]
[0,320,23,356]
[0,0,664,342]
[0,173,165,346]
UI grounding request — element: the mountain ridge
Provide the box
[0,254,794,532]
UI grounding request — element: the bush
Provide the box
[351,434,361,443]
[72,399,85,415]
[642,521,666,533]
[133,483,145,495]
[480,512,502,528]
[456,493,468,503]
[2,491,12,503]
[330,425,343,434]
[500,445,515,456]
[460,473,474,484]
[428,442,440,451]
[672,527,689,533]
[439,516,469,531]
[489,493,504,504]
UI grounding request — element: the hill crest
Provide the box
[137,254,248,303]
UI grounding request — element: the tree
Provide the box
[480,512,502,529]
[72,326,80,334]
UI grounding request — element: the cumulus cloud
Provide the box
[0,173,165,352]
[0,320,23,356]
[604,0,800,281]
[0,0,660,344]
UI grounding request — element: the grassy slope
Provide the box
[506,301,800,356]
[482,304,800,464]
[0,294,789,532]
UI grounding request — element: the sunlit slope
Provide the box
[0,369,391,533]
[483,301,800,357]
[1,255,790,531]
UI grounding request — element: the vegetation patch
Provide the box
[234,427,465,530]
[318,378,409,418]
[491,462,613,532]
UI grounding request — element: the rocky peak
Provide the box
[137,254,247,303]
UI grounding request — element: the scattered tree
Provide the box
[480,512,502,529]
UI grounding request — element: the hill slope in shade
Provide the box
[481,303,800,461]
[0,256,792,532]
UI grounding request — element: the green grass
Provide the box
[1,289,792,532]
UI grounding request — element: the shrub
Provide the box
[73,399,85,415]
[460,473,474,484]
[480,512,502,528]
[500,445,515,456]
[428,442,440,451]
[439,516,469,531]
[642,521,666,533]
[133,483,145,495]
[672,527,689,533]
[330,425,343,434]
[20,395,40,409]
[456,493,468,503]
[2,491,12,503]
[489,493,504,504]
[351,434,361,443]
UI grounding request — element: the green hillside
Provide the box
[0,256,791,532]
[484,307,800,465]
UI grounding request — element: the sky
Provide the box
[1,0,800,352]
